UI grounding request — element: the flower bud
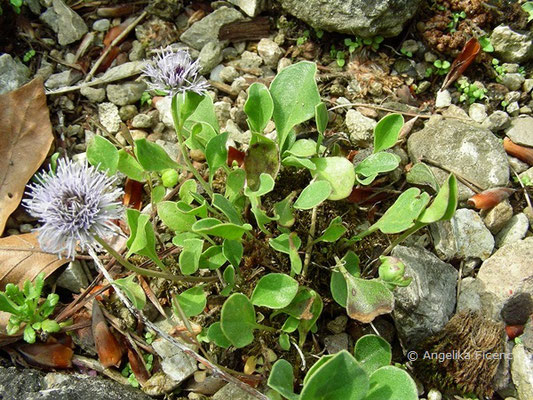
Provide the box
[161,169,179,187]
[378,256,406,282]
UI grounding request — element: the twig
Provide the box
[88,248,268,400]
[84,11,148,82]
[302,206,318,277]
[421,157,483,193]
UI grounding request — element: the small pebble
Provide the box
[19,224,33,233]
[92,19,110,32]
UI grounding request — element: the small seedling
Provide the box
[448,10,466,32]
[457,78,487,104]
[362,35,384,51]
[344,37,362,53]
[522,2,533,23]
[400,47,413,57]
[23,49,36,63]
[479,36,494,53]
[296,30,310,46]
[314,28,324,39]
[433,59,451,75]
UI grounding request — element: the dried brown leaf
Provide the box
[0,78,54,234]
[0,233,68,290]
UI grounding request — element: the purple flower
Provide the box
[23,159,123,259]
[141,47,209,95]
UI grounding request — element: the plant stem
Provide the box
[87,249,268,400]
[94,236,217,283]
[256,323,277,333]
[302,206,318,277]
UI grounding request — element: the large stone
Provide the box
[180,6,244,50]
[407,117,509,200]
[0,54,30,95]
[198,41,224,74]
[495,213,529,248]
[457,237,533,322]
[430,208,494,261]
[151,338,197,384]
[491,25,533,63]
[0,364,150,400]
[106,82,146,106]
[278,0,422,37]
[391,246,458,349]
[511,344,533,400]
[506,116,533,147]
[40,0,88,46]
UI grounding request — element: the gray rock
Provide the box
[106,82,146,106]
[346,109,376,147]
[80,86,106,102]
[131,113,153,129]
[502,73,526,91]
[482,200,514,234]
[212,383,257,400]
[152,338,197,384]
[118,105,137,121]
[505,91,522,104]
[40,0,88,46]
[0,365,150,400]
[391,245,458,349]
[509,156,530,174]
[277,57,292,71]
[56,261,89,293]
[154,96,173,128]
[401,39,419,55]
[469,103,487,123]
[507,101,520,116]
[214,101,232,129]
[278,0,422,37]
[506,117,533,147]
[155,140,179,163]
[35,59,54,81]
[511,344,533,400]
[491,25,533,63]
[524,79,533,94]
[226,120,250,144]
[407,117,509,200]
[431,208,494,261]
[180,6,244,50]
[327,315,348,334]
[324,333,350,354]
[495,213,529,248]
[129,41,145,62]
[93,61,148,86]
[228,0,265,17]
[209,64,225,82]
[98,102,121,133]
[44,70,82,89]
[482,110,511,132]
[198,41,224,74]
[219,66,239,83]
[228,51,263,70]
[257,38,284,68]
[435,89,451,108]
[0,54,30,95]
[92,19,110,32]
[458,237,533,322]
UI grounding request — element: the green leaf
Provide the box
[373,114,404,153]
[183,93,220,133]
[222,239,243,269]
[174,286,206,317]
[251,273,299,309]
[114,275,146,310]
[340,265,394,324]
[225,168,245,202]
[354,334,392,376]
[87,135,118,174]
[171,91,204,129]
[300,351,368,400]
[285,139,318,158]
[213,194,242,225]
[330,251,360,307]
[355,152,400,185]
[366,366,418,400]
[199,245,226,270]
[245,173,275,198]
[294,180,331,209]
[269,233,302,255]
[281,316,299,333]
[245,82,274,134]
[24,325,36,344]
[126,209,165,269]
[134,138,179,171]
[220,293,256,348]
[38,294,59,319]
[0,292,20,315]
[303,354,334,386]
[315,216,346,243]
[282,156,317,170]
[117,150,146,182]
[274,194,296,228]
[270,61,321,150]
[311,157,355,200]
[179,238,204,275]
[151,185,166,203]
[244,138,280,191]
[405,162,439,192]
[192,218,252,240]
[296,289,322,345]
[157,201,196,233]
[205,132,228,179]
[279,333,291,351]
[315,102,328,149]
[418,174,458,223]
[207,322,232,348]
[187,121,217,151]
[268,359,299,400]
[179,179,197,204]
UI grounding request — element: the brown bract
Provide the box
[0,78,54,235]
[0,233,68,290]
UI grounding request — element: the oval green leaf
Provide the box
[311,157,355,200]
[174,286,206,317]
[251,273,299,309]
[294,180,332,210]
[220,293,256,348]
[245,82,274,134]
[354,334,392,376]
[374,113,404,153]
[366,366,418,400]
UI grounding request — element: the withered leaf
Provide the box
[0,78,54,234]
[92,301,123,368]
[0,233,68,290]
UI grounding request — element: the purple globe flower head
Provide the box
[23,159,123,259]
[141,47,209,96]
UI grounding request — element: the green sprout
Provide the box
[430,59,451,76]
[362,35,384,51]
[121,353,153,387]
[479,36,494,53]
[448,10,466,33]
[344,37,362,53]
[522,2,533,23]
[457,78,487,104]
[296,30,310,46]
[23,49,36,63]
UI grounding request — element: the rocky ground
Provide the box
[0,0,533,399]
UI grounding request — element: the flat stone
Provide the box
[44,70,82,89]
[228,0,264,17]
[469,103,487,123]
[98,102,121,133]
[257,38,284,68]
[0,54,30,95]
[92,19,110,32]
[152,338,197,384]
[511,344,533,400]
[180,6,244,50]
[491,25,533,63]
[56,261,88,293]
[482,200,514,234]
[407,117,509,200]
[458,237,533,322]
[80,86,106,102]
[391,245,458,349]
[219,66,239,83]
[324,333,350,354]
[212,382,257,400]
[106,82,146,106]
[435,89,451,108]
[346,109,376,147]
[505,116,533,147]
[228,51,263,70]
[502,73,525,91]
[131,114,153,129]
[495,213,529,248]
[40,0,88,46]
[198,41,224,74]
[482,111,511,132]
